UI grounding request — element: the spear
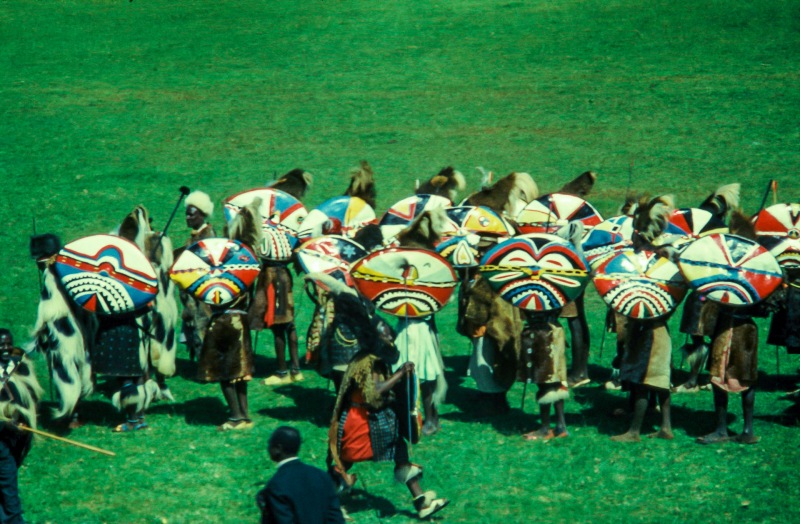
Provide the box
[150,186,191,260]
[19,425,116,457]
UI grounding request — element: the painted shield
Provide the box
[653,208,728,250]
[379,194,452,240]
[592,248,687,319]
[169,238,260,306]
[223,188,308,261]
[753,203,800,269]
[299,196,376,239]
[295,235,368,286]
[54,234,158,315]
[678,233,783,306]
[479,234,591,312]
[437,206,516,268]
[350,247,458,317]
[581,215,634,267]
[515,193,603,235]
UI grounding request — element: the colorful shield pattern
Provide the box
[54,234,159,315]
[379,194,452,240]
[169,238,261,306]
[581,215,635,266]
[515,193,603,235]
[436,206,516,267]
[592,248,687,319]
[653,208,728,249]
[350,247,458,318]
[479,234,591,312]
[299,196,377,239]
[295,235,368,286]
[753,202,800,269]
[678,233,783,306]
[223,188,308,261]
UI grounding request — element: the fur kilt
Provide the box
[767,280,800,353]
[248,265,295,330]
[679,291,719,337]
[520,319,568,388]
[620,320,671,391]
[197,310,254,383]
[710,313,758,393]
[92,315,145,377]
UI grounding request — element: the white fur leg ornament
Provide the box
[111,379,163,413]
[394,463,423,484]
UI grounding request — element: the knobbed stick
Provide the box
[19,425,116,457]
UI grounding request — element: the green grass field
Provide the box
[2,0,800,522]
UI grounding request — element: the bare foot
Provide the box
[696,431,731,444]
[647,429,674,440]
[735,434,761,445]
[523,428,554,441]
[611,432,641,443]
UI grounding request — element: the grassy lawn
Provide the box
[2,0,800,522]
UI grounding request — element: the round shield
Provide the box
[379,194,452,240]
[653,208,728,249]
[753,203,800,269]
[479,234,591,312]
[223,188,307,261]
[299,196,377,239]
[436,206,516,268]
[350,247,458,317]
[678,233,783,306]
[515,193,603,235]
[581,215,634,266]
[54,234,159,315]
[169,238,261,306]
[592,248,687,319]
[295,235,368,285]
[223,187,307,231]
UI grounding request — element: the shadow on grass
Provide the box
[341,488,415,521]
[256,384,334,428]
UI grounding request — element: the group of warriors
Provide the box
[8,163,800,520]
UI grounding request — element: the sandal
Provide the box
[217,419,253,431]
[523,429,555,441]
[113,420,143,433]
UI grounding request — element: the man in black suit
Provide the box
[257,426,345,524]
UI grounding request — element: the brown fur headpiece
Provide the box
[559,171,598,198]
[227,197,264,251]
[633,194,674,245]
[270,168,313,201]
[699,183,740,219]
[344,160,377,209]
[416,167,466,203]
[396,208,447,250]
[463,171,538,216]
[729,209,757,240]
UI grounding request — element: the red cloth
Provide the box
[340,392,373,463]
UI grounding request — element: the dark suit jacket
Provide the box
[256,459,344,524]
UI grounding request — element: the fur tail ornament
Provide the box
[111,379,163,414]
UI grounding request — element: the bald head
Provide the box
[268,426,301,462]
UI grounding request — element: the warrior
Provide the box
[415,166,466,203]
[30,233,94,429]
[672,183,741,393]
[457,169,535,414]
[0,328,43,524]
[611,195,677,442]
[392,209,449,436]
[325,293,449,520]
[518,222,586,440]
[198,198,261,430]
[177,190,217,362]
[697,211,768,444]
[257,169,313,386]
[100,205,166,432]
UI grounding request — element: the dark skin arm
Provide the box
[373,362,415,396]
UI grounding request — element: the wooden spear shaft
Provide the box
[19,426,116,457]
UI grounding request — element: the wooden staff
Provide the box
[19,425,116,457]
